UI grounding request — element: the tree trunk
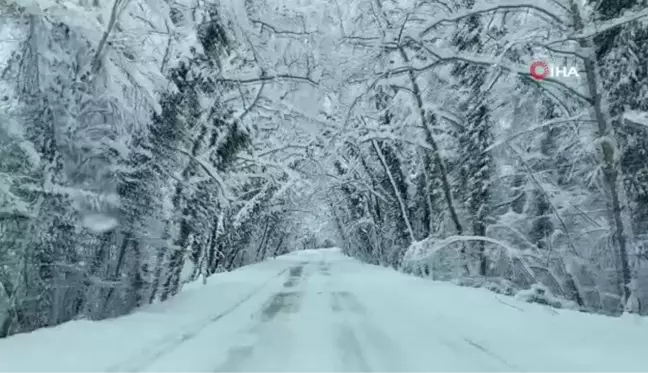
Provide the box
[568,0,632,306]
[371,139,416,243]
[397,47,464,237]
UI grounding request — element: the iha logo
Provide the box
[529,60,580,80]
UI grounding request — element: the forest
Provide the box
[1,0,647,338]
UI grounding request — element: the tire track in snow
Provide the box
[105,267,292,372]
[424,311,524,371]
[214,291,301,371]
[259,291,302,321]
[283,263,305,287]
[214,263,308,372]
[319,260,331,276]
[336,324,371,372]
[329,284,371,370]
[412,312,524,371]
[463,337,524,371]
[331,291,366,314]
[330,290,405,371]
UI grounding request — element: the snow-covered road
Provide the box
[2,248,648,372]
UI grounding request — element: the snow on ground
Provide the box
[624,110,648,128]
[1,248,647,372]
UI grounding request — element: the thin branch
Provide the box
[548,8,648,44]
[358,134,436,152]
[568,202,602,228]
[163,144,233,201]
[397,14,410,43]
[251,19,316,36]
[534,42,587,60]
[371,138,416,243]
[420,4,567,36]
[217,74,318,87]
[92,0,128,73]
[160,20,172,74]
[417,0,453,14]
[374,48,593,104]
[256,144,310,157]
[507,144,579,258]
[483,114,592,153]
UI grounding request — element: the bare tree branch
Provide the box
[419,4,567,36]
[251,19,317,37]
[92,0,129,73]
[217,74,318,87]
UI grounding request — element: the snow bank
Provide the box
[342,254,648,372]
[0,252,311,372]
[401,236,614,313]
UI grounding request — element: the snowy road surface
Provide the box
[2,248,648,372]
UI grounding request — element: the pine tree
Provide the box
[451,2,494,276]
[595,0,648,313]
